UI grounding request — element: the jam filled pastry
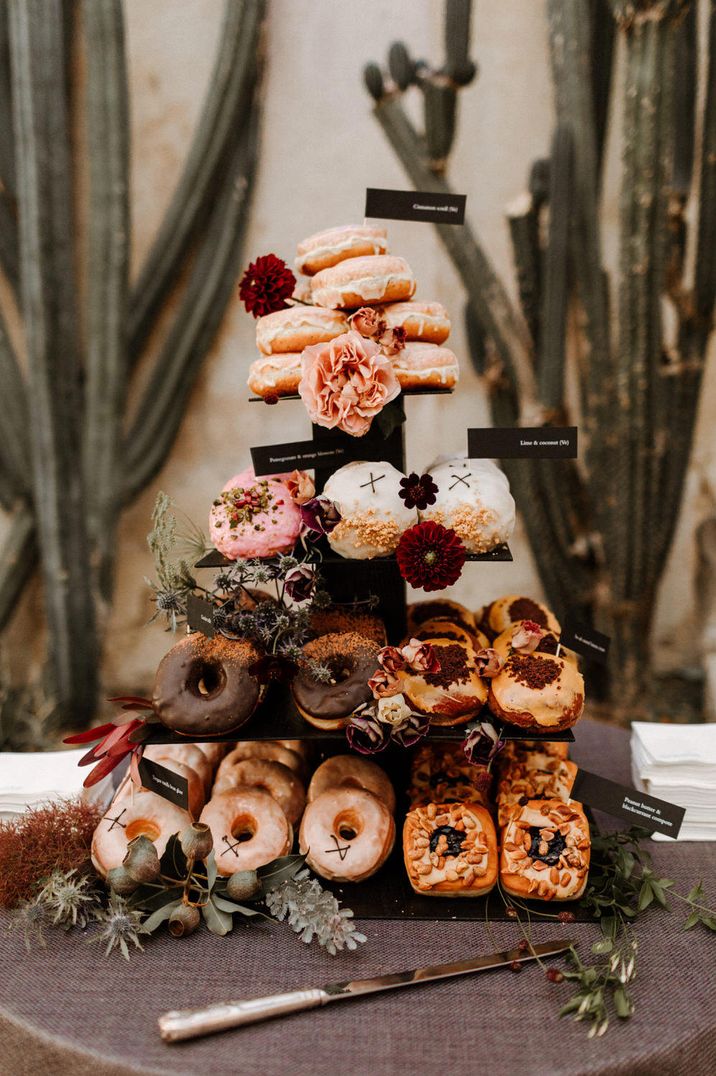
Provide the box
[403,802,498,897]
[500,799,591,902]
[499,739,570,764]
[398,638,487,727]
[495,757,578,827]
[408,743,491,808]
[478,595,561,639]
[487,651,585,733]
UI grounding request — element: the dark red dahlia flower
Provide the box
[396,521,466,591]
[239,254,296,318]
[398,472,439,510]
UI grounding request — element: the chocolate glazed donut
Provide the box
[292,632,380,730]
[153,634,263,737]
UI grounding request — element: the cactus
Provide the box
[365,0,716,717]
[0,0,266,737]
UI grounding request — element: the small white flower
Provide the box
[377,694,413,729]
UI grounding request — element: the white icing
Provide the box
[312,273,415,308]
[296,235,388,272]
[421,458,515,551]
[395,364,459,385]
[323,460,417,559]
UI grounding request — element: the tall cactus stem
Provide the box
[538,124,573,412]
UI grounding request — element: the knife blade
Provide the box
[158,937,575,1043]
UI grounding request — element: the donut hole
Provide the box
[334,809,361,842]
[328,659,354,684]
[125,819,161,843]
[230,812,257,843]
[188,659,227,700]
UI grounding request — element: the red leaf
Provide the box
[83,752,124,788]
[63,722,117,745]
[77,744,104,767]
[108,696,154,707]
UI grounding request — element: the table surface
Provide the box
[1,718,715,1076]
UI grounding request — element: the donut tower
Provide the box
[91,223,591,916]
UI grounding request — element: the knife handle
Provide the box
[158,988,327,1042]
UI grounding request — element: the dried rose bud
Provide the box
[225,870,261,902]
[180,822,214,861]
[546,968,564,983]
[123,835,161,883]
[509,960,523,972]
[169,904,201,938]
[106,865,141,896]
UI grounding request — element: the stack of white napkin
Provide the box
[631,722,716,841]
[0,749,87,820]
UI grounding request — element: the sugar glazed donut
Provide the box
[248,353,303,398]
[500,799,590,901]
[200,788,292,876]
[295,224,389,276]
[255,305,348,354]
[209,468,304,558]
[403,802,498,897]
[488,651,584,732]
[420,458,515,554]
[92,789,192,877]
[308,755,396,815]
[311,255,416,309]
[299,786,395,882]
[397,638,487,727]
[323,461,418,559]
[292,632,381,730]
[152,634,263,737]
[390,342,460,390]
[143,743,214,796]
[217,741,305,778]
[378,300,451,344]
[213,758,306,826]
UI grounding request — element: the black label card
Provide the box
[251,439,354,477]
[572,769,684,838]
[467,426,578,459]
[365,187,466,225]
[560,617,611,664]
[138,756,189,811]
[194,549,232,569]
[186,593,215,638]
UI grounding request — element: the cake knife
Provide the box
[158,937,574,1043]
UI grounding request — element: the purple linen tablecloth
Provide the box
[1,718,715,1076]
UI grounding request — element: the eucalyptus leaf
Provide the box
[201,899,233,936]
[131,885,184,914]
[206,849,217,891]
[258,853,307,894]
[559,997,584,1017]
[211,895,269,920]
[143,900,181,933]
[159,834,188,880]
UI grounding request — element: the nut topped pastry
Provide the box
[500,799,590,902]
[404,801,498,897]
[409,743,491,808]
[495,757,578,827]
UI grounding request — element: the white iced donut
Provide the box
[299,787,395,882]
[248,352,303,398]
[200,789,293,876]
[255,306,348,354]
[308,755,396,815]
[311,255,416,309]
[391,342,459,390]
[379,301,451,343]
[91,788,192,878]
[296,224,389,276]
[212,758,306,826]
[323,460,418,559]
[421,457,515,554]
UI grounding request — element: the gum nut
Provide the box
[168,904,201,938]
[180,822,214,861]
[106,865,140,896]
[122,835,161,883]
[225,870,261,901]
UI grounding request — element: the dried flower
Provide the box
[285,470,316,506]
[462,720,505,768]
[300,496,341,538]
[378,325,407,355]
[376,693,413,729]
[348,306,386,338]
[475,647,502,677]
[345,711,391,754]
[377,645,407,674]
[91,894,148,960]
[511,620,546,652]
[9,898,48,951]
[64,716,149,789]
[36,869,99,930]
[390,710,430,747]
[368,666,403,698]
[284,564,315,603]
[239,254,296,318]
[265,869,366,955]
[399,472,439,511]
[396,521,466,591]
[401,638,440,673]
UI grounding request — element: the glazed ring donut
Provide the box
[152,634,263,737]
[311,255,415,309]
[248,352,302,398]
[191,742,229,767]
[143,744,214,796]
[91,789,192,878]
[397,639,487,727]
[390,342,459,390]
[299,787,395,882]
[403,802,498,897]
[140,758,206,820]
[487,652,584,732]
[478,595,561,638]
[499,799,590,901]
[256,306,348,354]
[213,759,306,826]
[378,300,451,344]
[291,633,380,730]
[407,599,476,634]
[296,224,388,276]
[200,789,293,876]
[217,741,305,779]
[308,755,396,815]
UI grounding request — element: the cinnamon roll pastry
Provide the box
[500,800,590,901]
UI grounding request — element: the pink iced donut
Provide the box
[296,224,388,276]
[200,789,293,876]
[209,468,303,559]
[248,353,303,398]
[299,786,395,882]
[311,255,416,309]
[256,306,348,354]
[213,758,306,826]
[391,342,460,390]
[91,788,192,878]
[307,755,396,815]
[379,301,451,344]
